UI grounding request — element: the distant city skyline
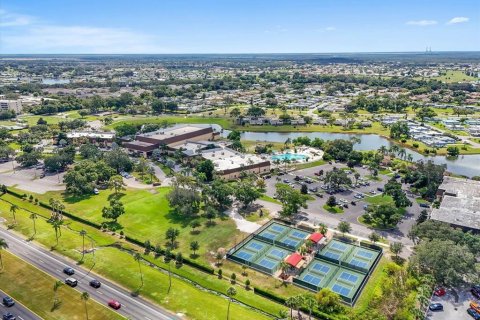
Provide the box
[1,0,479,54]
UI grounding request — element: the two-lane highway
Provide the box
[0,289,41,320]
[0,228,179,320]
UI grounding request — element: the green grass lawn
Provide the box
[259,194,281,205]
[432,70,478,83]
[30,187,241,267]
[415,198,429,205]
[353,258,388,313]
[0,251,124,320]
[365,194,394,205]
[322,204,344,214]
[291,159,327,170]
[0,193,281,320]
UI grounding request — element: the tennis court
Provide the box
[317,239,354,263]
[231,239,269,263]
[277,229,309,250]
[255,222,308,250]
[295,259,339,290]
[327,268,365,301]
[344,246,380,273]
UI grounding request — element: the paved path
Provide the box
[225,203,262,233]
[149,162,172,187]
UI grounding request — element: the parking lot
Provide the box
[427,287,478,320]
[263,161,424,240]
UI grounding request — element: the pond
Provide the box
[42,78,71,85]
[216,128,480,178]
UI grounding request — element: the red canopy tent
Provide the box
[285,252,303,268]
[308,232,324,243]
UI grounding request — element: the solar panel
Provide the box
[350,259,368,268]
[258,259,276,269]
[324,251,341,260]
[339,272,359,283]
[236,251,253,261]
[312,263,331,274]
[356,250,374,259]
[247,242,265,251]
[271,224,286,233]
[303,274,322,286]
[332,284,351,297]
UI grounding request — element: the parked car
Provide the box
[429,303,443,311]
[63,267,75,276]
[351,201,356,206]
[315,193,323,198]
[419,203,430,208]
[2,297,14,307]
[343,204,349,208]
[65,278,78,287]
[2,313,15,320]
[108,300,121,310]
[369,190,376,195]
[309,187,318,193]
[472,285,480,299]
[470,301,480,313]
[283,179,289,183]
[39,172,46,178]
[90,279,101,288]
[467,308,480,320]
[377,187,384,192]
[434,287,446,297]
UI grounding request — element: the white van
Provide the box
[65,277,78,287]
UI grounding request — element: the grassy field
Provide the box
[323,204,344,214]
[365,194,394,206]
[0,193,281,319]
[432,70,478,83]
[30,187,242,266]
[0,250,124,320]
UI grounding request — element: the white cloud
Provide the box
[447,17,469,24]
[0,10,166,53]
[0,9,35,27]
[406,20,438,26]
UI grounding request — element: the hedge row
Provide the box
[359,240,383,252]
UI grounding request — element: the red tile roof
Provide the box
[285,252,303,267]
[309,232,324,243]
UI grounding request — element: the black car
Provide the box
[472,285,480,299]
[2,313,15,320]
[350,201,356,206]
[429,303,443,311]
[419,203,430,208]
[63,267,75,276]
[2,297,14,307]
[90,279,101,288]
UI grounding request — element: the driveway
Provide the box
[427,287,477,320]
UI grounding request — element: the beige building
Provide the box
[0,99,23,114]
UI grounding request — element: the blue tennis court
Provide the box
[302,274,322,286]
[331,242,348,251]
[271,224,287,233]
[349,258,368,269]
[290,230,308,239]
[267,248,289,260]
[356,250,374,259]
[332,284,352,297]
[259,231,277,240]
[311,263,331,274]
[247,241,266,251]
[234,250,254,261]
[339,271,359,284]
[257,258,277,269]
[323,251,341,260]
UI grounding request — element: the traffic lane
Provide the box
[0,229,178,320]
[0,289,41,320]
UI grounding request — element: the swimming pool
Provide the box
[271,153,307,161]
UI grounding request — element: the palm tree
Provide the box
[81,292,90,320]
[9,204,18,224]
[285,296,296,320]
[303,294,316,320]
[51,220,63,246]
[407,154,413,162]
[134,253,144,290]
[277,309,289,320]
[29,213,37,237]
[398,148,407,160]
[226,287,237,320]
[0,238,8,269]
[378,145,388,156]
[167,258,172,294]
[79,230,87,262]
[53,280,63,306]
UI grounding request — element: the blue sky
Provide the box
[1,0,478,54]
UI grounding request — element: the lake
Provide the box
[217,128,480,178]
[42,78,71,85]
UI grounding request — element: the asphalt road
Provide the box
[0,228,179,320]
[0,289,41,320]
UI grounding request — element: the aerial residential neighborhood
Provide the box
[0,1,479,320]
